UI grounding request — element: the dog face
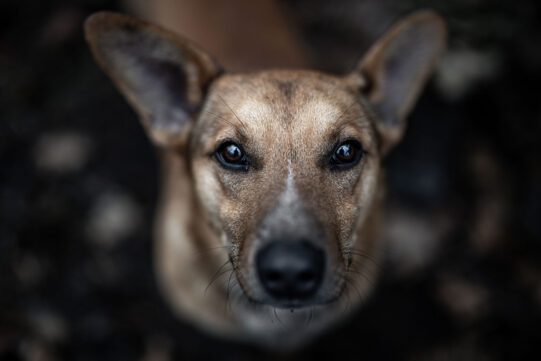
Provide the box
[189,71,383,308]
[85,10,445,337]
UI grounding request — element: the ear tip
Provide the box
[84,11,142,39]
[84,11,117,30]
[84,12,114,40]
[407,9,444,21]
[402,10,448,53]
[407,10,448,35]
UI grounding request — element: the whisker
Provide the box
[341,282,353,315]
[205,260,231,293]
[206,267,232,293]
[217,94,248,130]
[333,100,362,132]
[349,250,381,268]
[344,276,363,300]
[273,307,286,329]
[306,307,314,326]
[204,110,241,129]
[225,278,240,315]
[225,270,235,309]
[346,267,375,288]
[349,250,378,259]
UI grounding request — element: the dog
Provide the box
[84,9,446,348]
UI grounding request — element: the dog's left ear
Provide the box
[347,10,446,154]
[84,12,222,148]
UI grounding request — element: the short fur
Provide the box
[84,10,446,348]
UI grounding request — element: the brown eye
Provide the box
[336,143,355,161]
[330,140,363,170]
[223,143,242,162]
[215,141,250,171]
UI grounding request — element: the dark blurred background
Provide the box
[1,0,540,360]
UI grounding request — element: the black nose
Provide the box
[256,241,325,301]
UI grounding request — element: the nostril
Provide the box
[298,271,315,283]
[256,241,325,301]
[265,271,282,282]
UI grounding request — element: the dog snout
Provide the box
[256,241,325,304]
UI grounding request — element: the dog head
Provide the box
[85,10,445,319]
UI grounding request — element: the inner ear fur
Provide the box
[84,12,222,148]
[350,10,447,155]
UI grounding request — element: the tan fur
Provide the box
[84,9,446,348]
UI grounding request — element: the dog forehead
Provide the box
[206,70,359,133]
[232,94,343,128]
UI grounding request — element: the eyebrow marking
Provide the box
[205,110,244,130]
[335,100,361,126]
[218,94,248,131]
[296,99,341,124]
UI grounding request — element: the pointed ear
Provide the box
[349,10,446,154]
[84,12,222,148]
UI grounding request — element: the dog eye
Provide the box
[215,141,250,171]
[330,140,363,170]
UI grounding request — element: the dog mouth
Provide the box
[237,278,344,311]
[262,296,336,310]
[238,283,336,310]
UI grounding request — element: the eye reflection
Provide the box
[215,141,250,171]
[330,140,363,170]
[336,143,355,161]
[223,143,242,162]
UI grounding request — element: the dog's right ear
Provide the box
[84,12,222,148]
[346,11,446,155]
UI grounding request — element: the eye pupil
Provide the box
[224,144,242,161]
[330,140,363,170]
[215,141,250,171]
[337,144,354,160]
